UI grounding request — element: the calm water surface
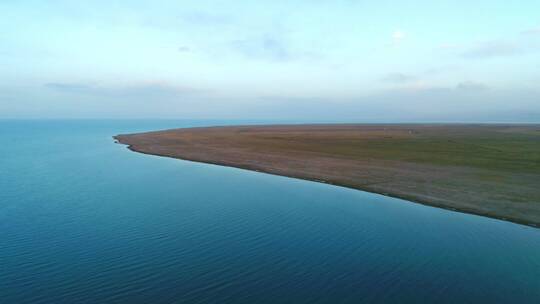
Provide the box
[1,120,539,303]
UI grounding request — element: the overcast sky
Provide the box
[1,1,539,121]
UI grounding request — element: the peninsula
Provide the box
[115,124,540,227]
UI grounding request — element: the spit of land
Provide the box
[115,124,540,227]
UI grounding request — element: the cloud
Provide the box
[229,34,292,61]
[38,81,217,118]
[178,46,191,52]
[461,41,521,59]
[392,30,405,42]
[424,65,459,75]
[456,81,489,91]
[45,82,204,98]
[179,12,232,27]
[385,30,406,47]
[250,88,540,122]
[521,27,540,35]
[438,43,459,50]
[45,83,95,92]
[381,73,415,83]
[20,82,540,122]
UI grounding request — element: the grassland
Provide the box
[115,124,540,227]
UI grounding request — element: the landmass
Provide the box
[115,124,540,227]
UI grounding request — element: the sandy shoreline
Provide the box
[115,124,540,228]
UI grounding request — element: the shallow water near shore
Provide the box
[1,120,539,303]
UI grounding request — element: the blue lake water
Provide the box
[1,120,539,303]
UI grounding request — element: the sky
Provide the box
[1,0,539,121]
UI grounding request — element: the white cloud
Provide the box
[178,46,191,52]
[438,43,459,50]
[391,30,405,45]
[521,27,540,35]
[44,81,204,98]
[456,81,488,91]
[228,34,292,61]
[461,41,521,59]
[381,73,415,83]
[388,30,406,46]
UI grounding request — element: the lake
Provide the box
[1,120,539,303]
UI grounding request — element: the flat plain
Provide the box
[115,124,540,227]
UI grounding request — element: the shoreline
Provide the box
[115,124,540,228]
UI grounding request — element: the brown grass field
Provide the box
[115,124,540,227]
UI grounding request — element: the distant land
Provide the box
[115,124,540,228]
